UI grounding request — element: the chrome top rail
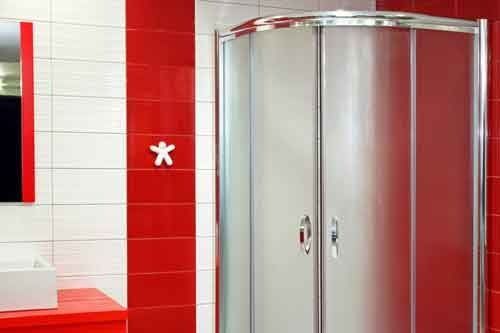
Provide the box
[218,11,479,40]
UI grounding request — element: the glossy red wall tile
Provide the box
[414,0,458,17]
[128,238,195,273]
[128,307,195,333]
[127,101,194,135]
[127,30,195,67]
[128,272,195,308]
[128,204,195,238]
[127,1,194,32]
[128,170,195,203]
[127,0,196,331]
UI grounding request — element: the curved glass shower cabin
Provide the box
[216,11,487,333]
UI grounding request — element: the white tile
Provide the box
[196,103,214,136]
[260,6,303,16]
[196,135,215,170]
[319,0,374,10]
[53,60,125,98]
[52,0,125,27]
[53,132,125,169]
[196,68,214,102]
[36,169,52,205]
[52,24,125,62]
[196,1,259,35]
[35,131,51,168]
[53,169,126,204]
[54,240,126,276]
[53,205,126,240]
[196,170,215,203]
[197,304,215,333]
[53,96,125,133]
[261,0,319,10]
[57,274,126,306]
[33,22,50,59]
[34,59,51,95]
[0,206,51,242]
[35,95,51,132]
[0,242,53,264]
[196,34,215,69]
[196,269,215,304]
[196,237,215,271]
[196,204,215,237]
[0,0,50,21]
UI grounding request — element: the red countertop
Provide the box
[0,289,127,331]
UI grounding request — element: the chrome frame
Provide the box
[216,11,487,333]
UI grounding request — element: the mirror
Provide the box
[0,22,34,202]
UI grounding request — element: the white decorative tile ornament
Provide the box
[150,141,176,167]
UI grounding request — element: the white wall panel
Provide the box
[52,0,125,27]
[52,24,125,62]
[0,0,127,306]
[53,133,125,169]
[53,205,126,240]
[54,240,126,276]
[53,96,126,133]
[52,60,125,98]
[53,169,126,204]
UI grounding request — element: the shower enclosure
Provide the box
[216,12,487,333]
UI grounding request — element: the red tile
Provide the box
[127,101,194,135]
[128,306,195,333]
[490,290,500,329]
[128,272,195,307]
[127,0,194,32]
[489,177,500,215]
[127,170,195,203]
[128,204,195,238]
[489,215,500,253]
[128,65,194,102]
[127,30,194,67]
[490,253,500,291]
[128,134,195,170]
[490,139,500,177]
[160,66,195,102]
[128,238,195,274]
[457,0,500,20]
[490,101,500,138]
[414,0,458,17]
[492,61,500,100]
[376,0,413,11]
[491,21,500,61]
[128,64,160,100]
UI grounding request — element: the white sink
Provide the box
[0,255,57,312]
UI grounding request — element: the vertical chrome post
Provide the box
[315,26,325,333]
[478,18,488,333]
[215,31,224,333]
[410,28,417,333]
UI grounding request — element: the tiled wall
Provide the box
[0,0,127,306]
[195,1,374,333]
[126,1,196,332]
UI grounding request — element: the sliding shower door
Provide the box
[252,27,317,333]
[218,12,485,333]
[322,27,412,333]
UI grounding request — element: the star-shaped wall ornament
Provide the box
[150,141,176,167]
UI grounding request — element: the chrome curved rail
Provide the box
[218,10,478,40]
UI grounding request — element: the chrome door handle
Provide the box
[331,217,340,258]
[299,215,313,255]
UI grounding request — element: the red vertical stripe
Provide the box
[126,1,196,332]
[20,22,34,203]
